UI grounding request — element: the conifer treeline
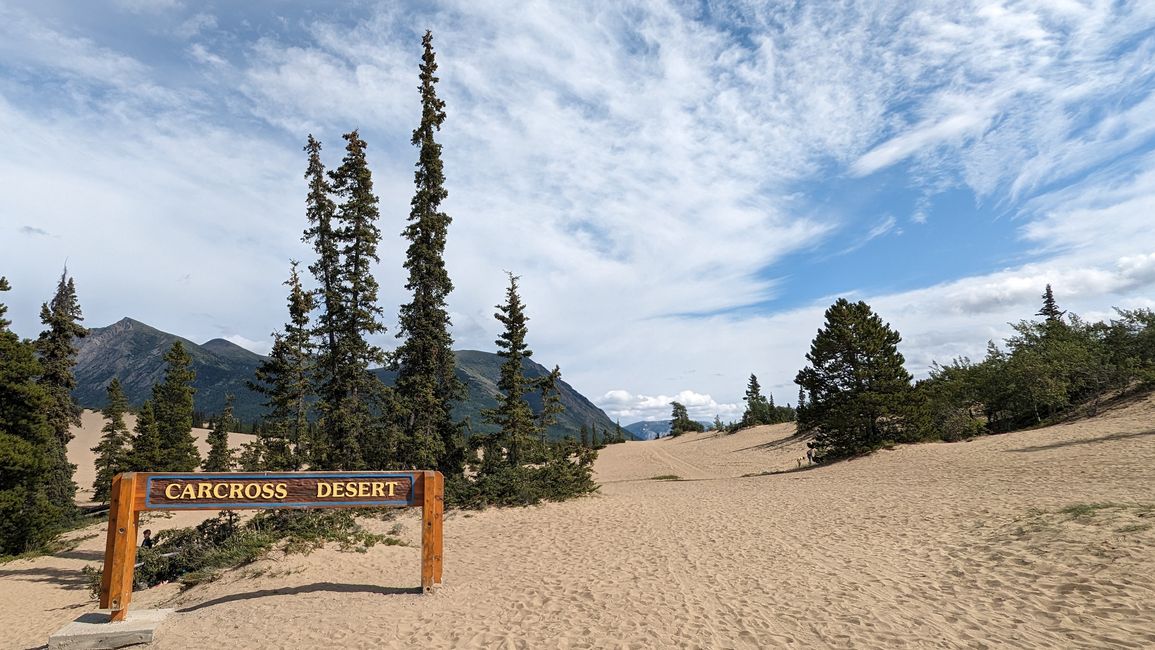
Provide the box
[237,32,596,505]
[789,288,1155,462]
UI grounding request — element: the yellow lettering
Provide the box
[244,483,260,499]
[229,483,243,499]
[180,484,196,499]
[317,482,331,498]
[274,484,287,499]
[385,481,399,497]
[333,483,345,498]
[359,482,371,497]
[197,483,212,499]
[165,484,180,499]
[261,483,275,499]
[371,482,385,498]
[214,483,229,499]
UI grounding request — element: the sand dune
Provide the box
[3,400,1154,648]
[69,409,257,506]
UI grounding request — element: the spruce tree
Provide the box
[0,277,58,554]
[482,274,539,466]
[536,365,564,441]
[302,135,341,463]
[92,379,131,503]
[741,374,771,428]
[795,298,913,461]
[128,401,164,472]
[153,341,200,471]
[1036,284,1065,323]
[320,130,388,470]
[393,30,464,474]
[35,268,87,521]
[204,395,235,472]
[249,262,314,470]
[669,401,703,436]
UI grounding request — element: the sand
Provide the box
[2,400,1154,649]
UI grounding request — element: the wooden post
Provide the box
[433,471,444,585]
[98,473,139,622]
[421,471,437,592]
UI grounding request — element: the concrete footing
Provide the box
[48,609,173,649]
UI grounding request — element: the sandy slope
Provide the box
[3,402,1154,649]
[69,409,256,506]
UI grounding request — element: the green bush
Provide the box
[449,439,598,509]
[85,510,400,596]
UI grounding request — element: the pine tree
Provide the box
[0,277,59,554]
[1036,284,1065,323]
[393,30,465,475]
[128,401,164,471]
[318,129,389,471]
[35,268,87,522]
[535,365,564,440]
[741,373,771,428]
[153,341,200,471]
[579,424,590,448]
[795,298,913,461]
[92,379,131,503]
[204,395,235,472]
[712,414,724,431]
[482,274,539,466]
[302,135,341,464]
[249,262,314,470]
[669,402,703,436]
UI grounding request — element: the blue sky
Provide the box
[2,1,1155,423]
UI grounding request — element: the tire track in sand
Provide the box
[648,441,712,480]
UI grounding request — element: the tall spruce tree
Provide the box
[393,30,464,474]
[741,373,771,428]
[302,135,341,464]
[204,395,235,472]
[92,379,131,503]
[249,262,315,470]
[482,274,539,466]
[319,130,388,470]
[795,298,913,461]
[1036,284,1065,323]
[0,277,59,554]
[35,268,87,521]
[153,341,200,471]
[128,401,164,472]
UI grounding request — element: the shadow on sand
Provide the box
[177,582,423,613]
[1007,429,1155,453]
[0,565,92,590]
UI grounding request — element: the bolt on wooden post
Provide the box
[99,470,445,622]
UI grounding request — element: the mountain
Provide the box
[73,318,617,439]
[624,420,671,440]
[73,318,267,421]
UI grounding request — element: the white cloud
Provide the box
[113,0,182,14]
[223,335,271,356]
[852,109,992,177]
[596,389,742,424]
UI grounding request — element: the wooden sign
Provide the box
[99,471,444,622]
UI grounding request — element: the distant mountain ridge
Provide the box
[72,317,617,439]
[624,420,671,440]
